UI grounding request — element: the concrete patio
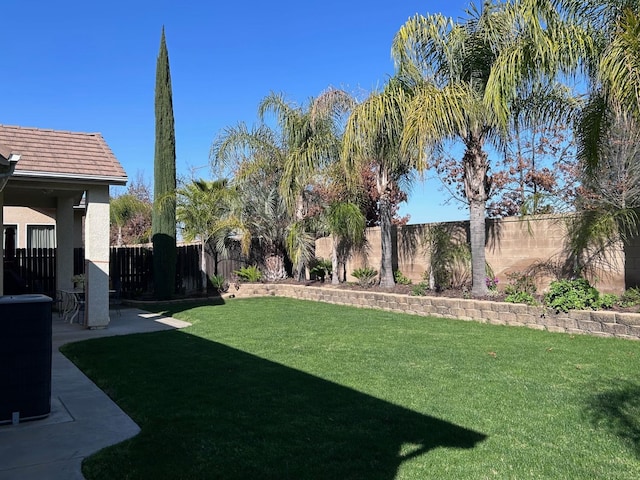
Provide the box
[0,306,191,480]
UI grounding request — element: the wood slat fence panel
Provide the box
[5,249,57,298]
[3,245,245,299]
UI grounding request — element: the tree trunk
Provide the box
[463,140,490,297]
[264,254,287,281]
[469,200,488,296]
[331,235,340,285]
[294,192,307,282]
[379,194,395,287]
[200,239,208,293]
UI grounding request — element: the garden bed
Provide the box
[274,278,640,313]
[229,281,640,340]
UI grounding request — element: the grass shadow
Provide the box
[63,330,487,479]
[585,380,640,457]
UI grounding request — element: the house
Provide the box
[3,205,85,250]
[0,125,128,328]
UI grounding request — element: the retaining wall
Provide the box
[230,283,640,341]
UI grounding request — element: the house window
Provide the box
[3,225,18,251]
[27,225,56,250]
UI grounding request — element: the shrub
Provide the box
[618,287,640,308]
[309,258,332,282]
[544,278,602,312]
[234,265,262,282]
[411,282,428,296]
[598,293,618,310]
[209,274,229,293]
[504,272,537,295]
[394,270,412,285]
[505,291,537,306]
[352,267,378,288]
[504,272,538,305]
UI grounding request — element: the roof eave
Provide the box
[12,169,128,186]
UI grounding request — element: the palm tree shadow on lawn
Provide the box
[70,330,487,479]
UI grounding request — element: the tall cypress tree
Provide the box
[152,26,177,300]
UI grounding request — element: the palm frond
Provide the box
[343,78,422,187]
[210,123,284,180]
[285,220,315,268]
[599,8,640,118]
[576,91,610,175]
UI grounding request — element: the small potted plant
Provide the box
[72,274,85,290]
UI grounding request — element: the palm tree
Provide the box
[323,202,366,285]
[342,77,421,287]
[499,0,640,279]
[176,178,239,291]
[564,104,640,277]
[210,122,290,279]
[556,0,640,173]
[259,90,353,277]
[392,3,514,295]
[242,182,293,280]
[258,90,352,215]
[392,0,589,295]
[213,89,353,280]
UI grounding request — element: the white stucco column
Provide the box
[85,186,110,328]
[56,195,75,293]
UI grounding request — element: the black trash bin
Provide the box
[0,294,53,424]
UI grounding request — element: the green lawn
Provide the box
[61,297,640,479]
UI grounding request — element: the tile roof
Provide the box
[0,142,13,162]
[0,125,127,182]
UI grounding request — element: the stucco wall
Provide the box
[3,206,55,248]
[3,206,85,249]
[317,215,629,293]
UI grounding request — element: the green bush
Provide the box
[352,267,378,288]
[599,293,618,309]
[410,282,429,296]
[505,291,537,306]
[234,265,262,282]
[544,278,602,312]
[309,258,332,282]
[618,287,640,308]
[209,274,229,293]
[394,270,412,285]
[504,272,537,295]
[504,272,538,305]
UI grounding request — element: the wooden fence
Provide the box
[110,244,202,298]
[109,246,153,299]
[3,244,229,300]
[4,248,57,298]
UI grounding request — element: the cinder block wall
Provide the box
[231,284,640,341]
[317,215,629,293]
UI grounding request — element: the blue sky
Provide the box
[2,0,472,224]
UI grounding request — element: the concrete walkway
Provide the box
[0,307,191,480]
